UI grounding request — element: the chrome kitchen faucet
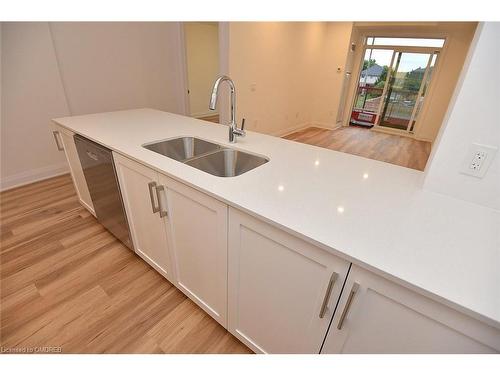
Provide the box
[209,75,246,143]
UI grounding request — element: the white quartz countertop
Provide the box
[53,108,500,328]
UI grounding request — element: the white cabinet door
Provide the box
[228,208,351,353]
[54,125,95,215]
[322,264,500,353]
[159,174,227,327]
[113,153,173,282]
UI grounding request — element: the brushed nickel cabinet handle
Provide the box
[337,282,359,330]
[155,185,168,218]
[319,271,338,318]
[52,131,64,151]
[148,181,160,213]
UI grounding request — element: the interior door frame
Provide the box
[175,22,190,116]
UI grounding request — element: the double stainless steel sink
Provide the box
[143,137,269,177]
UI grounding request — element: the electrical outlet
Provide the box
[470,151,486,171]
[461,143,498,178]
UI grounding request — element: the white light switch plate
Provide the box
[460,143,498,178]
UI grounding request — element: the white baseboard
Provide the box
[311,122,343,131]
[271,123,312,137]
[0,162,69,192]
[273,122,342,137]
[414,135,433,143]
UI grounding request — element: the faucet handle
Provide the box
[232,118,246,140]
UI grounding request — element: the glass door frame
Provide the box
[374,46,440,133]
[349,40,442,135]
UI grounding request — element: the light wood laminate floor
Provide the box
[0,175,251,354]
[283,126,431,171]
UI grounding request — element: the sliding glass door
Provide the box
[349,37,444,134]
[378,51,438,132]
[408,53,438,132]
[350,48,393,127]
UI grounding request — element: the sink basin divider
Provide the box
[179,147,230,164]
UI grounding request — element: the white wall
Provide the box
[310,22,354,128]
[424,23,500,210]
[414,23,477,142]
[228,22,354,136]
[1,22,186,191]
[49,22,185,116]
[1,23,70,189]
[228,22,318,136]
[185,22,219,118]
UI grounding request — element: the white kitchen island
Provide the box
[53,108,500,353]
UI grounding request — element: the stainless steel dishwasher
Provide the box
[74,135,134,250]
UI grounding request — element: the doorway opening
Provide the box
[350,37,444,135]
[184,22,220,123]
